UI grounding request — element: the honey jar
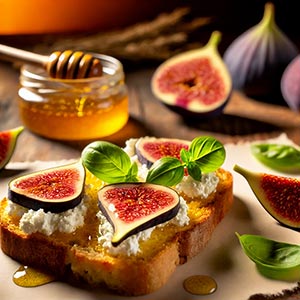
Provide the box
[18,54,129,140]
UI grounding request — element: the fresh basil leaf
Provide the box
[125,162,139,182]
[237,233,300,281]
[186,161,202,181]
[180,148,192,164]
[251,143,300,173]
[189,136,225,173]
[81,141,138,183]
[146,157,184,186]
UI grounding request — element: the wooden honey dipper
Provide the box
[0,44,103,79]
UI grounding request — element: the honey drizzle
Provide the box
[183,275,217,295]
[13,265,56,287]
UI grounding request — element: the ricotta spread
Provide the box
[6,195,88,235]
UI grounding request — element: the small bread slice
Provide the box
[0,168,233,296]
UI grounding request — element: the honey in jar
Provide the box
[18,54,129,140]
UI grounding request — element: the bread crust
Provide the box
[0,168,233,296]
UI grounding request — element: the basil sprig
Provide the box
[251,143,300,173]
[146,136,225,185]
[237,233,300,281]
[81,136,225,186]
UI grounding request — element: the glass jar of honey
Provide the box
[18,54,129,140]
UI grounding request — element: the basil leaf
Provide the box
[81,141,138,183]
[186,161,202,181]
[237,233,300,281]
[189,136,225,173]
[125,162,139,182]
[251,143,300,173]
[180,148,192,164]
[146,157,184,186]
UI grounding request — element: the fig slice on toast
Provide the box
[135,137,190,168]
[98,182,180,246]
[8,160,85,213]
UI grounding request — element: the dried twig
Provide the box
[37,7,212,61]
[248,283,300,300]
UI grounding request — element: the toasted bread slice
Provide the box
[0,168,233,296]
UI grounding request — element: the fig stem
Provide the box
[13,126,24,136]
[260,2,276,30]
[205,31,222,50]
[233,164,254,180]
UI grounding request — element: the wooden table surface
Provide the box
[1,60,300,163]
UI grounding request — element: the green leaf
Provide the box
[251,143,300,173]
[180,148,192,164]
[186,161,202,181]
[80,136,225,186]
[125,162,139,182]
[146,157,184,186]
[189,136,225,173]
[81,141,138,183]
[237,233,300,281]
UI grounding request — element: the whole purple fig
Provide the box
[224,2,298,104]
[281,55,300,111]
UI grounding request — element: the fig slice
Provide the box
[234,164,300,229]
[98,182,180,246]
[135,137,190,168]
[8,160,85,213]
[0,126,24,170]
[151,31,232,118]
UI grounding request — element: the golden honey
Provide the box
[13,265,55,287]
[183,275,217,295]
[18,54,129,140]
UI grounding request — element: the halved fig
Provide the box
[151,31,232,118]
[135,137,190,168]
[98,182,180,246]
[234,164,300,229]
[0,126,24,170]
[8,160,85,213]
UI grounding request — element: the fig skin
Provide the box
[224,2,298,104]
[281,55,300,112]
[8,160,86,213]
[0,126,24,170]
[135,137,190,168]
[151,31,232,119]
[234,164,300,229]
[98,182,180,246]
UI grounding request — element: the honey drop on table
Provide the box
[13,265,56,287]
[183,275,217,295]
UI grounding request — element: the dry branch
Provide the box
[38,7,213,61]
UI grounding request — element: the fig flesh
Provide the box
[281,55,300,111]
[224,2,298,103]
[0,126,24,170]
[151,31,232,118]
[8,160,85,213]
[98,182,180,246]
[234,164,300,229]
[135,137,190,168]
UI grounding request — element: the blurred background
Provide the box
[0,0,298,54]
[1,0,300,157]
